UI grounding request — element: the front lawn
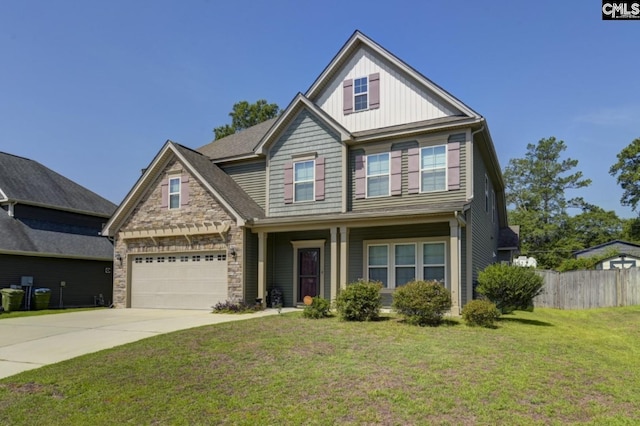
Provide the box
[1,307,639,425]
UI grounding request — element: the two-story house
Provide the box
[0,152,116,308]
[102,31,516,314]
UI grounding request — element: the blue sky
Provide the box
[1,1,638,217]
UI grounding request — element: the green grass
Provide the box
[0,307,104,320]
[1,307,640,425]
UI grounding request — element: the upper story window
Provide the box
[343,73,380,115]
[366,153,390,197]
[169,177,181,209]
[162,174,189,210]
[354,77,368,111]
[294,160,315,202]
[420,145,446,192]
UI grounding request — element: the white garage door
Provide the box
[130,252,228,309]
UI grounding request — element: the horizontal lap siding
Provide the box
[219,161,266,210]
[0,254,113,308]
[470,141,499,295]
[349,136,467,211]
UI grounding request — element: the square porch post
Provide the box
[258,231,267,306]
[449,219,461,316]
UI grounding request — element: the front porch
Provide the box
[252,213,466,315]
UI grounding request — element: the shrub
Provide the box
[302,297,331,319]
[392,280,452,326]
[462,299,501,327]
[212,299,263,314]
[476,263,544,314]
[335,280,382,321]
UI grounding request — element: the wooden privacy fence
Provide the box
[534,268,640,309]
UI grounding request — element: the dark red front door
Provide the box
[298,248,320,302]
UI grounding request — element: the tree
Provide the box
[504,137,591,268]
[213,99,280,140]
[566,204,623,249]
[609,137,640,212]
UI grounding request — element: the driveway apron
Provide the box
[0,308,292,380]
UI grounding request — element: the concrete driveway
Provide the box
[0,308,294,380]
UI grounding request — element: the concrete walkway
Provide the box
[0,308,296,380]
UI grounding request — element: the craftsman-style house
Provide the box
[103,31,516,314]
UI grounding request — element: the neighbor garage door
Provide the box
[130,252,228,309]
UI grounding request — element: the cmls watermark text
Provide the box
[602,1,640,19]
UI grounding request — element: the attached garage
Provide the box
[130,252,228,309]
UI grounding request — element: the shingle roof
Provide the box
[0,152,117,216]
[196,118,277,160]
[0,213,113,259]
[172,143,265,220]
[498,226,520,249]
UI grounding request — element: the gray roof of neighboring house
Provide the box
[173,143,265,220]
[0,213,113,259]
[574,240,640,258]
[0,152,117,217]
[498,226,520,250]
[196,118,278,161]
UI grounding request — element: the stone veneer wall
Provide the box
[112,159,243,308]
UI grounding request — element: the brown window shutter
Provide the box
[369,73,380,110]
[343,79,353,115]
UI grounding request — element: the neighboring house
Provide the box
[574,240,640,270]
[0,152,116,308]
[103,31,516,314]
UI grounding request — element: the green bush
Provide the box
[335,280,382,321]
[302,297,331,319]
[212,299,263,314]
[392,280,451,326]
[461,299,501,327]
[476,263,544,314]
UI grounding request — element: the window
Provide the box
[492,190,496,223]
[365,240,447,289]
[205,255,214,262]
[423,243,445,284]
[420,146,446,192]
[485,175,489,213]
[180,256,188,262]
[395,244,416,286]
[157,257,165,263]
[293,160,315,202]
[145,257,153,263]
[169,177,181,209]
[217,254,227,261]
[134,257,142,264]
[168,256,176,263]
[367,245,388,287]
[192,255,201,262]
[354,76,368,111]
[366,153,390,197]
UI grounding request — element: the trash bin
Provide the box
[1,288,25,312]
[33,288,51,310]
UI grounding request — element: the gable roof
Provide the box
[196,118,277,161]
[102,141,264,236]
[0,213,113,260]
[574,240,640,257]
[255,93,352,155]
[305,30,480,119]
[0,152,117,217]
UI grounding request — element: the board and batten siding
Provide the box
[469,141,499,290]
[266,230,331,306]
[219,160,266,210]
[268,110,343,217]
[349,134,467,211]
[315,46,460,133]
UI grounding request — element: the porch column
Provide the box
[449,219,461,316]
[339,226,349,290]
[258,231,267,306]
[330,227,339,302]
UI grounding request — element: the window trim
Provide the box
[420,145,447,193]
[168,176,181,210]
[293,159,315,203]
[364,238,448,290]
[365,152,390,198]
[353,76,369,112]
